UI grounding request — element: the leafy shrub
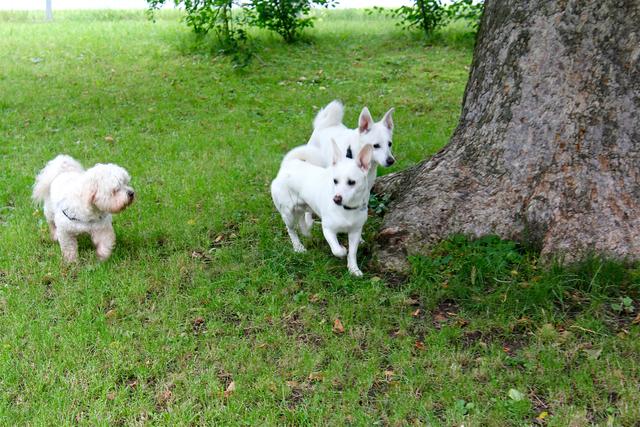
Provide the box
[147,0,336,46]
[371,0,484,37]
[246,0,335,43]
[147,0,246,49]
[394,0,448,37]
[147,0,255,69]
[446,0,484,32]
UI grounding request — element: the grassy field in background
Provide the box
[0,9,639,426]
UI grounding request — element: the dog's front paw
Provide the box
[293,243,306,253]
[332,246,347,258]
[349,266,363,277]
[62,253,78,263]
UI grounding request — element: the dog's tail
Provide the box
[283,145,326,167]
[313,100,344,131]
[32,154,84,203]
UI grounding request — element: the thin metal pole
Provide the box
[45,0,53,21]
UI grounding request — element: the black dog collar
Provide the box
[62,209,80,222]
[62,209,105,223]
[342,203,367,211]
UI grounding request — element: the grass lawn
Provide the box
[1,9,639,426]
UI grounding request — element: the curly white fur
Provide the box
[33,154,135,262]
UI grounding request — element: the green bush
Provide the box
[246,0,335,43]
[148,0,226,35]
[395,0,448,37]
[446,0,484,32]
[147,0,336,45]
[371,0,484,37]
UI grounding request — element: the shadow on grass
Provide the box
[407,234,640,325]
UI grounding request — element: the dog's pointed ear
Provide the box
[358,107,373,134]
[331,138,341,165]
[357,144,374,171]
[382,107,395,130]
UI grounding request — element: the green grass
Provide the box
[1,9,638,426]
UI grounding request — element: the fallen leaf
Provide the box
[583,348,602,360]
[404,297,420,306]
[285,380,299,388]
[433,313,447,323]
[508,388,525,401]
[456,318,469,327]
[104,135,114,143]
[332,318,345,334]
[192,316,206,333]
[105,309,117,319]
[389,329,403,338]
[106,391,116,400]
[414,341,425,351]
[223,381,236,398]
[536,411,549,420]
[157,389,172,405]
[308,372,324,382]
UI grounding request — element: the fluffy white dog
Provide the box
[32,154,135,262]
[307,100,395,190]
[271,141,373,276]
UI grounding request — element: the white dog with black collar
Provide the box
[271,141,373,276]
[32,154,135,262]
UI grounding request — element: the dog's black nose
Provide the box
[127,190,135,199]
[386,157,395,166]
[333,195,343,205]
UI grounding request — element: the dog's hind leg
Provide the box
[43,204,57,241]
[57,232,78,263]
[48,221,58,241]
[299,212,314,237]
[282,210,306,253]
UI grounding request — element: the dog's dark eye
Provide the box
[388,141,393,147]
[373,144,381,149]
[347,179,356,186]
[333,179,338,184]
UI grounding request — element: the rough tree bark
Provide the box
[374,0,640,272]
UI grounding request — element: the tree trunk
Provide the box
[374,0,640,272]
